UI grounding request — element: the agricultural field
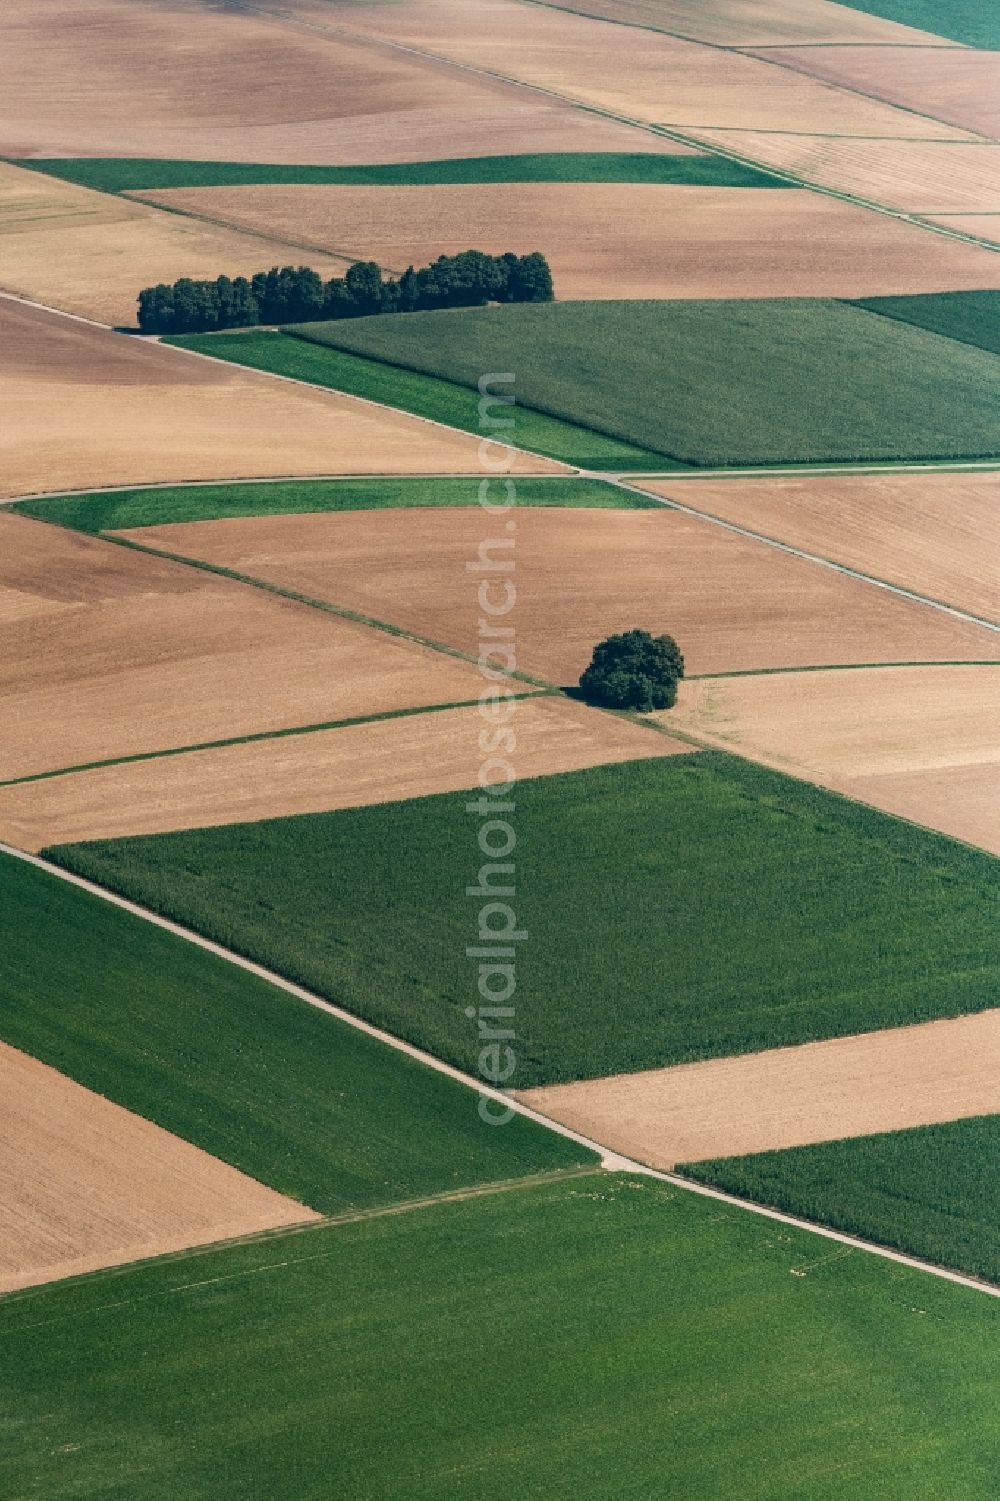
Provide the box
[0,161,350,328]
[666,666,1000,855]
[125,505,1000,680]
[0,1040,317,1294]
[854,291,1000,359]
[2,1174,996,1500]
[329,0,975,135]
[520,1009,1000,1166]
[287,299,1000,463]
[928,214,1000,244]
[536,0,952,44]
[135,180,1000,300]
[0,0,672,163]
[685,1114,1000,1284]
[695,132,1000,215]
[0,695,682,850]
[168,331,672,468]
[46,754,1000,1086]
[0,511,490,781]
[747,45,1000,139]
[0,849,589,1220]
[645,469,1000,620]
[831,0,1000,48]
[0,299,546,498]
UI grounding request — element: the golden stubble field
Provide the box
[135,180,1000,300]
[0,512,491,781]
[0,162,352,328]
[0,697,687,851]
[322,0,978,136]
[0,300,557,495]
[0,0,683,162]
[643,471,1000,622]
[519,1010,1000,1167]
[667,665,1000,856]
[124,507,1000,679]
[0,1040,317,1295]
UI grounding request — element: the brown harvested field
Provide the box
[0,0,681,162]
[642,471,1000,621]
[0,1041,317,1295]
[0,162,352,328]
[0,300,556,497]
[535,0,950,45]
[135,180,1000,299]
[666,665,1000,854]
[518,1010,1000,1167]
[696,131,1000,212]
[929,215,1000,244]
[325,0,976,136]
[749,46,1000,140]
[0,697,684,851]
[124,506,1000,682]
[0,511,487,782]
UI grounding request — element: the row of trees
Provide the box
[137,250,553,333]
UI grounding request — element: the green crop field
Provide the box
[683,1114,1000,1285]
[47,755,1000,1087]
[166,332,677,469]
[1,1174,996,1500]
[834,0,1000,46]
[11,152,784,193]
[855,292,1000,359]
[289,299,1000,465]
[0,852,589,1212]
[12,476,652,534]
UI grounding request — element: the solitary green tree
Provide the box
[579,629,684,711]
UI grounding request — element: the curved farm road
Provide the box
[3,841,997,1298]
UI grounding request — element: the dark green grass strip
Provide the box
[854,292,1000,359]
[0,850,591,1216]
[47,755,1000,1088]
[0,694,550,789]
[9,151,785,192]
[2,1175,997,1500]
[163,331,686,471]
[11,475,652,533]
[682,1115,1000,1285]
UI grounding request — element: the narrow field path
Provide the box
[2,840,996,1297]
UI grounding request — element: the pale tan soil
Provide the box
[0,300,556,496]
[136,180,1000,299]
[518,1010,1000,1165]
[0,1040,318,1295]
[0,0,681,162]
[0,511,487,781]
[323,0,976,136]
[749,46,1000,140]
[665,666,1000,854]
[696,132,1000,212]
[127,507,1000,681]
[0,162,352,327]
[642,472,1000,621]
[536,0,952,45]
[929,214,1000,244]
[0,697,685,851]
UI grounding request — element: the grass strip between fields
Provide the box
[164,331,686,470]
[46,754,1000,1087]
[9,152,785,192]
[0,849,593,1217]
[0,693,552,789]
[11,475,651,532]
[1,1173,996,1499]
[682,1114,1000,1286]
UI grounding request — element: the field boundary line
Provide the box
[606,474,1000,634]
[3,839,997,1298]
[247,0,1000,253]
[0,693,553,790]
